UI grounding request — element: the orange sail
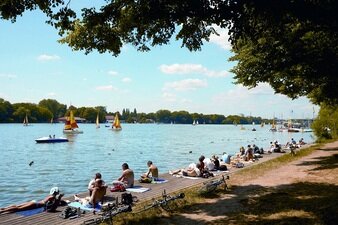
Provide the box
[64,111,78,130]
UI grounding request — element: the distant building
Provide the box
[57,117,86,123]
[105,115,115,123]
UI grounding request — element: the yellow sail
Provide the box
[23,114,28,126]
[112,113,122,130]
[64,110,78,130]
[96,113,100,128]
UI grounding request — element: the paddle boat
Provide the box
[35,136,69,143]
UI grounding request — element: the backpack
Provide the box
[44,198,58,212]
[139,177,152,183]
[219,164,228,171]
[121,192,133,205]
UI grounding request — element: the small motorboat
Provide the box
[35,136,69,143]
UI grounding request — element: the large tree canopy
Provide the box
[1,0,337,105]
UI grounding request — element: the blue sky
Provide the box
[0,3,318,119]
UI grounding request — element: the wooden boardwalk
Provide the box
[0,151,291,225]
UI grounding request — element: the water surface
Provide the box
[0,123,314,207]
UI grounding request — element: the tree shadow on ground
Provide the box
[143,182,338,225]
[296,154,338,171]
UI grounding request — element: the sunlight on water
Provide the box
[0,123,314,207]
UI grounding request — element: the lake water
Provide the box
[0,123,315,207]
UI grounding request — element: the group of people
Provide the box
[2,137,307,214]
[80,161,159,207]
[0,161,159,214]
[170,154,229,178]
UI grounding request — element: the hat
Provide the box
[50,187,59,195]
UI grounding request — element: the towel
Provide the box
[16,207,45,217]
[151,178,168,184]
[173,174,200,180]
[68,202,101,212]
[125,186,150,193]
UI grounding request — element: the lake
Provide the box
[0,123,315,207]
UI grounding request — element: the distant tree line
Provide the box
[0,98,269,124]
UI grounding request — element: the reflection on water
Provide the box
[0,123,314,207]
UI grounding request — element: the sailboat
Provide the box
[63,111,83,134]
[23,114,29,126]
[50,117,53,124]
[270,119,277,132]
[96,113,100,128]
[252,122,256,131]
[192,120,196,126]
[112,113,122,131]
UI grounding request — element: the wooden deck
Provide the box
[0,151,292,225]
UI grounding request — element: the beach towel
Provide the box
[68,202,101,212]
[16,207,45,217]
[173,174,200,180]
[151,178,168,184]
[125,186,150,193]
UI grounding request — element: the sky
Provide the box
[0,2,319,119]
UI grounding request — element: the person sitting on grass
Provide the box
[0,187,63,214]
[74,179,106,208]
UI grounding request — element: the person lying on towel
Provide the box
[0,187,64,214]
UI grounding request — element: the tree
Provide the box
[312,104,338,140]
[1,1,337,105]
[38,99,66,119]
[0,98,13,122]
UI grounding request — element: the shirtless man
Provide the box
[113,163,134,188]
[0,187,63,214]
[141,161,159,180]
[75,179,106,208]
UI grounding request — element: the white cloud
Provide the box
[47,92,56,96]
[160,64,229,77]
[95,85,118,91]
[108,70,118,76]
[181,98,192,104]
[0,73,17,79]
[209,26,232,50]
[37,54,60,61]
[160,64,207,74]
[162,92,177,102]
[211,83,319,118]
[205,70,229,78]
[163,79,208,91]
[122,77,132,83]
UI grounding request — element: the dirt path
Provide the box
[158,141,338,225]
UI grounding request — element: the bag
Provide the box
[219,164,227,171]
[45,199,58,212]
[110,184,126,192]
[121,192,133,205]
[235,162,244,168]
[139,177,152,183]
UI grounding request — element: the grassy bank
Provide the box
[103,141,338,225]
